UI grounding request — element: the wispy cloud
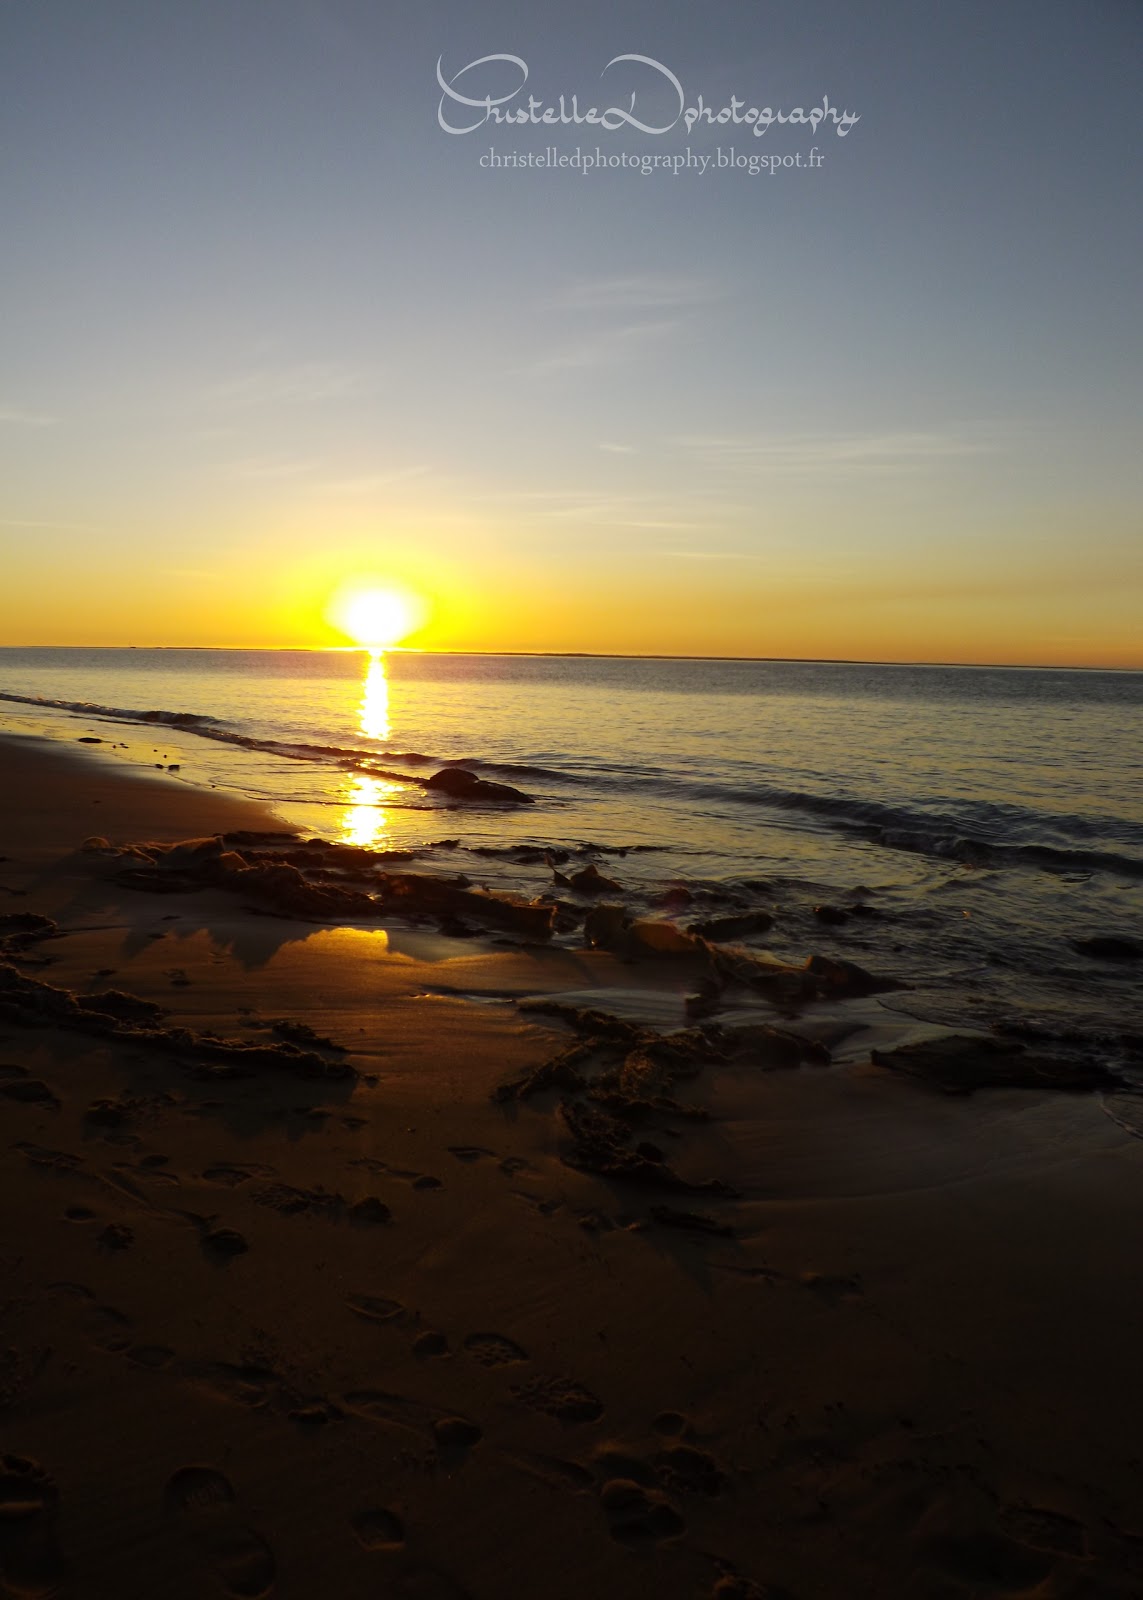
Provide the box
[599,442,635,455]
[0,407,55,426]
[205,363,370,407]
[525,319,681,375]
[223,455,323,481]
[316,465,429,496]
[0,517,98,530]
[556,275,718,312]
[660,549,750,559]
[679,430,994,475]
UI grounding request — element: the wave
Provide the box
[0,690,568,790]
[0,690,222,729]
[712,781,1143,879]
[6,688,1141,881]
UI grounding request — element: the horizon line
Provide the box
[0,643,1140,673]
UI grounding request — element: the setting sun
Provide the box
[330,583,426,650]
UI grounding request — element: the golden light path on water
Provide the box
[340,652,399,848]
[358,652,390,741]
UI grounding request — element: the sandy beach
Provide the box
[0,730,1140,1599]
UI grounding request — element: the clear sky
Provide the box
[1,0,1141,665]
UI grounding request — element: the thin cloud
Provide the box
[525,319,682,375]
[680,430,994,474]
[556,275,718,311]
[205,363,369,407]
[317,465,430,495]
[0,517,98,530]
[223,456,323,481]
[661,549,750,559]
[0,407,55,426]
[599,442,636,454]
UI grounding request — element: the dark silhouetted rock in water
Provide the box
[568,863,623,895]
[872,1034,1118,1095]
[1072,935,1141,962]
[689,909,773,941]
[812,904,849,925]
[805,953,902,997]
[425,768,534,805]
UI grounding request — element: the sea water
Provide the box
[2,647,1140,1068]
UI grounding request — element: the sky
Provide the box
[1,0,1141,665]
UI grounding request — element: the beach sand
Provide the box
[1,732,1140,1599]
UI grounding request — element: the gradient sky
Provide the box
[1,0,1141,665]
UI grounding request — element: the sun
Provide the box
[330,583,426,650]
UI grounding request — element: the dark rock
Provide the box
[872,1034,1118,1095]
[425,767,534,805]
[0,912,58,958]
[1072,935,1141,962]
[559,1100,737,1196]
[583,903,631,949]
[269,1018,346,1052]
[0,963,350,1080]
[569,863,623,895]
[722,1024,831,1069]
[813,904,849,925]
[805,953,902,997]
[381,872,555,940]
[689,909,773,940]
[649,1206,734,1238]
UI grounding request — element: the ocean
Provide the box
[2,647,1140,1073]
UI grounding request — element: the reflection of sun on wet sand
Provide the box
[1,731,1142,1599]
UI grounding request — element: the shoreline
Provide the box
[1,729,1141,1597]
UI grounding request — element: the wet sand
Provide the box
[1,731,1141,1599]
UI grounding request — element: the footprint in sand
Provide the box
[920,1528,1051,1591]
[346,1295,406,1326]
[0,1074,59,1108]
[0,1456,65,1597]
[654,1443,728,1497]
[183,1361,276,1411]
[462,1333,529,1368]
[351,1505,405,1550]
[800,1270,863,1303]
[998,1505,1089,1559]
[202,1163,275,1188]
[447,1146,494,1163]
[386,1568,474,1600]
[511,1376,603,1425]
[341,1393,482,1467]
[79,1301,133,1354]
[599,1478,684,1545]
[165,1466,276,1599]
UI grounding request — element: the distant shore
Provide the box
[1,728,1141,1598]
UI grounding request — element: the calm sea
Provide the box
[2,647,1140,1066]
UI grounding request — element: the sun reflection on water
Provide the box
[341,772,403,848]
[340,653,398,847]
[358,651,390,742]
